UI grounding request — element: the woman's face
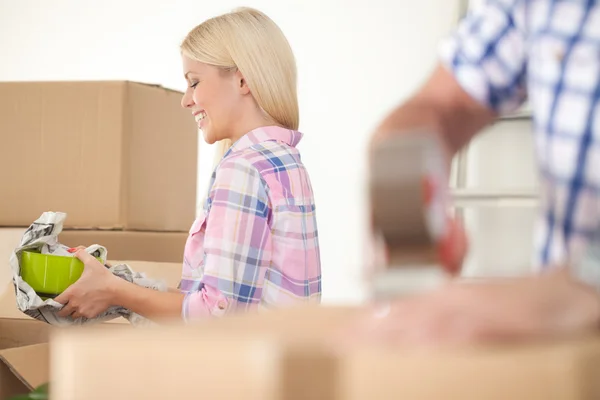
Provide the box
[180,55,245,145]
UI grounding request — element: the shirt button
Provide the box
[217,300,227,310]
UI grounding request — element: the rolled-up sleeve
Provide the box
[439,0,528,114]
[182,157,272,320]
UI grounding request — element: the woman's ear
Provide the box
[236,70,251,95]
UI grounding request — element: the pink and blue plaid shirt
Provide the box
[179,126,322,320]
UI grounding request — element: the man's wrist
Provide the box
[562,264,600,328]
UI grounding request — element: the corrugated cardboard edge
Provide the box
[0,80,183,95]
[0,343,49,391]
[121,82,132,231]
[126,81,184,95]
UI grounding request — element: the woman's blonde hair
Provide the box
[181,7,299,165]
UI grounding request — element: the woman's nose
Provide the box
[181,89,194,109]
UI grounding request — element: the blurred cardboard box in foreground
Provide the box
[50,306,600,400]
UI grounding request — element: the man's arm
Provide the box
[373,63,497,157]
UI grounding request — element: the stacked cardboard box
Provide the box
[0,82,198,397]
[0,81,198,262]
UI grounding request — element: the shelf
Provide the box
[450,188,539,207]
[451,188,538,197]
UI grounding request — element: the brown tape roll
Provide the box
[369,131,448,269]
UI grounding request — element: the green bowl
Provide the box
[20,251,85,298]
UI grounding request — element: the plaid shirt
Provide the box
[180,126,321,319]
[440,0,600,270]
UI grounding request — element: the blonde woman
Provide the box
[56,8,322,321]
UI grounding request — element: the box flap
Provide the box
[0,318,50,348]
[0,319,50,399]
[0,343,49,391]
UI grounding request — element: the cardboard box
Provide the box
[0,261,51,399]
[0,229,23,291]
[340,337,600,399]
[49,306,355,400]
[0,81,198,231]
[0,258,182,322]
[50,306,600,400]
[52,327,282,400]
[59,230,188,263]
[0,259,182,322]
[0,259,183,316]
[0,319,133,400]
[0,319,50,399]
[0,259,183,399]
[119,260,183,289]
[48,307,355,399]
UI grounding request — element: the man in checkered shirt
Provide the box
[354,0,600,345]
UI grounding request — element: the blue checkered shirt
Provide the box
[440,0,600,270]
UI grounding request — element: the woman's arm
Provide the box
[112,278,185,320]
[56,250,184,320]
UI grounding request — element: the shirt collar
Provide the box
[225,126,303,157]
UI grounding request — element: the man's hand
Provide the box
[343,268,600,347]
[369,65,495,275]
[55,250,121,319]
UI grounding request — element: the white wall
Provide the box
[459,118,540,278]
[0,0,461,303]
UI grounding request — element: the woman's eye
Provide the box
[190,82,199,89]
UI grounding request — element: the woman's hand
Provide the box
[55,250,121,319]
